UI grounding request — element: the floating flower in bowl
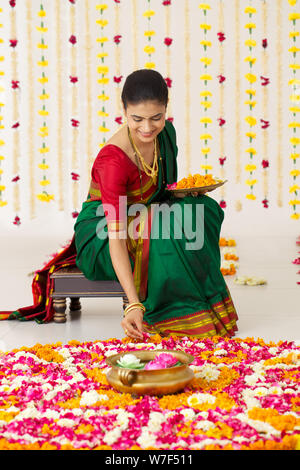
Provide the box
[106,349,194,395]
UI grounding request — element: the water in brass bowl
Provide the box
[105,349,194,396]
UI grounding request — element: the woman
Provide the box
[0,69,238,340]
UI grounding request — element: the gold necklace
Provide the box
[128,127,159,185]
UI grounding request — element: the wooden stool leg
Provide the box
[69,297,81,311]
[53,298,67,323]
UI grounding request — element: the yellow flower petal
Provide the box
[99,126,110,132]
[289,13,300,21]
[0,200,7,207]
[246,194,256,200]
[143,10,155,18]
[200,74,212,80]
[290,213,300,219]
[245,39,257,47]
[97,19,108,27]
[290,169,300,176]
[245,116,257,126]
[200,117,212,123]
[144,31,156,37]
[290,184,300,192]
[39,180,50,186]
[96,4,108,10]
[144,45,156,54]
[38,163,49,170]
[145,62,155,69]
[39,147,50,154]
[199,3,211,10]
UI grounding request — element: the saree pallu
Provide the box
[74,193,238,339]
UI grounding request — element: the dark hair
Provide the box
[121,69,168,110]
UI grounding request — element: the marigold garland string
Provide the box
[0,5,6,210]
[97,3,110,151]
[244,3,258,203]
[26,0,36,219]
[143,0,155,70]
[288,0,300,220]
[199,2,212,178]
[10,1,21,223]
[36,3,54,205]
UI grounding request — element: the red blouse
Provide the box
[90,144,158,232]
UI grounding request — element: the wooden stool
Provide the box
[50,266,128,323]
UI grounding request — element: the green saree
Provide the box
[74,120,238,338]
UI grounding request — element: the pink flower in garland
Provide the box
[70,76,78,83]
[262,198,269,208]
[218,117,226,127]
[71,172,80,181]
[12,176,20,182]
[13,216,21,226]
[261,76,270,86]
[217,32,226,42]
[262,160,269,169]
[218,74,226,84]
[9,39,18,48]
[163,0,171,5]
[220,200,227,209]
[72,211,79,218]
[11,80,19,89]
[69,0,76,4]
[115,116,123,125]
[12,122,20,129]
[165,77,172,88]
[71,119,79,127]
[9,0,16,7]
[261,119,270,129]
[114,0,121,3]
[69,35,77,45]
[113,75,123,84]
[219,157,226,165]
[167,117,174,123]
[164,37,173,46]
[262,38,268,48]
[114,35,122,45]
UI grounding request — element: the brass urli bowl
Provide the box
[105,349,194,396]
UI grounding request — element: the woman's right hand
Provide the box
[121,308,145,341]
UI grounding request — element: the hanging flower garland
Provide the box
[68,0,80,219]
[25,0,36,219]
[276,0,284,207]
[199,2,212,177]
[0,5,6,210]
[183,0,191,175]
[163,0,173,122]
[143,0,156,70]
[85,0,93,179]
[36,3,54,204]
[9,1,21,224]
[217,0,226,209]
[234,0,242,212]
[244,4,258,203]
[54,0,64,214]
[97,3,110,150]
[131,0,138,71]
[261,2,270,209]
[288,0,300,220]
[113,0,123,127]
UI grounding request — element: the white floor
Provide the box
[0,231,299,351]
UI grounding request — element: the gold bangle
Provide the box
[123,302,146,317]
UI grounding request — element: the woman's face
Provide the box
[123,100,167,147]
